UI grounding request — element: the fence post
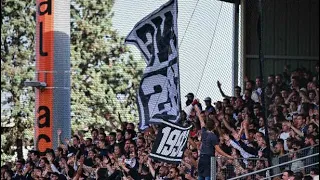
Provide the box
[211,156,217,180]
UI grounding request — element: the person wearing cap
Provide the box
[184,93,202,120]
[204,97,215,115]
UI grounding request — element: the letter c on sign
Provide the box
[37,134,51,156]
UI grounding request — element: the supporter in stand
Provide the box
[203,97,216,115]
[185,93,195,106]
[217,81,242,99]
[244,80,260,104]
[2,65,319,180]
[282,170,294,180]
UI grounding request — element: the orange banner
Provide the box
[36,0,54,155]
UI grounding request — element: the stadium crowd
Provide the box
[1,64,319,180]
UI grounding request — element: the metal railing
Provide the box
[271,144,319,175]
[210,157,268,180]
[262,162,319,180]
[210,144,319,180]
[223,153,319,180]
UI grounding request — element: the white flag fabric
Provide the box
[125,0,180,130]
[150,119,191,163]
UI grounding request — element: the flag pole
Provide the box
[175,0,183,124]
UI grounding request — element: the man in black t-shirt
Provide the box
[194,100,233,180]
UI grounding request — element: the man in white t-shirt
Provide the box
[280,121,291,150]
[243,80,260,103]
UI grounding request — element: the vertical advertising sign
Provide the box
[36,0,70,155]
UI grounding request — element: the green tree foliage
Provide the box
[1,0,37,163]
[70,0,144,132]
[1,0,144,164]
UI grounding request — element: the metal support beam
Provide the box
[240,0,246,90]
[232,0,240,94]
[246,54,319,60]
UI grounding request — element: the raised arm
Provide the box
[310,118,319,127]
[287,121,304,137]
[194,102,205,128]
[146,158,156,178]
[224,136,255,158]
[215,145,233,159]
[299,90,311,103]
[57,129,62,145]
[285,91,296,105]
[222,118,236,134]
[106,115,118,130]
[217,81,231,99]
[237,123,244,138]
[119,161,130,174]
[242,120,251,141]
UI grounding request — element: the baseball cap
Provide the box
[185,93,194,98]
[204,97,211,101]
[67,153,74,158]
[300,88,307,92]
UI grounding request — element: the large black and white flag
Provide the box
[125,0,180,130]
[150,120,191,164]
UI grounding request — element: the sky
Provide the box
[112,0,238,105]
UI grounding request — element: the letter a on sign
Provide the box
[125,0,180,130]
